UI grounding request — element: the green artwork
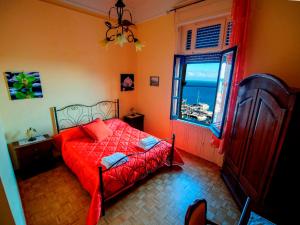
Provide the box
[5,72,43,100]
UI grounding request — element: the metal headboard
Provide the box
[53,99,119,133]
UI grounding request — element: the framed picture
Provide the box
[121,74,134,91]
[150,76,159,86]
[4,72,43,100]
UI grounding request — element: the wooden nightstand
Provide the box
[9,134,55,179]
[123,113,144,131]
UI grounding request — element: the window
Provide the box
[170,47,237,138]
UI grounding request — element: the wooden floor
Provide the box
[18,151,240,225]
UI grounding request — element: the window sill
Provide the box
[176,118,211,129]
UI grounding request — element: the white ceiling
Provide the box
[61,0,200,23]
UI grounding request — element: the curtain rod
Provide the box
[167,0,206,13]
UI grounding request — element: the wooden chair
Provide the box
[185,199,218,225]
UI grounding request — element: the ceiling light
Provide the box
[101,0,144,51]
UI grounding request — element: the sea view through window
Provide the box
[181,63,220,124]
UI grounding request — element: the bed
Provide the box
[53,100,183,225]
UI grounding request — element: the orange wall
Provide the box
[0,0,137,142]
[136,15,175,139]
[244,0,300,87]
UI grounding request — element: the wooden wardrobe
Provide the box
[222,74,300,224]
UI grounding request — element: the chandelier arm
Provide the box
[123,9,133,23]
[108,7,115,21]
[110,35,116,41]
[106,27,117,41]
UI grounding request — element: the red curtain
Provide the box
[211,0,252,153]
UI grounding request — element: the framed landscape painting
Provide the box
[4,72,43,100]
[121,74,134,91]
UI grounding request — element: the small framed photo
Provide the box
[121,74,134,91]
[150,76,159,86]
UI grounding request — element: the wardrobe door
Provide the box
[225,88,258,176]
[239,89,286,202]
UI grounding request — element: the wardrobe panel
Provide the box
[239,90,286,201]
[225,89,257,175]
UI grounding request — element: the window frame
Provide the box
[210,46,237,138]
[170,46,237,138]
[170,55,185,120]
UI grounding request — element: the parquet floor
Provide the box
[18,151,240,225]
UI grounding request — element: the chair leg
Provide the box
[237,197,251,225]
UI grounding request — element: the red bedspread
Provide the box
[55,118,183,225]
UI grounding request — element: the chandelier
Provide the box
[101,0,144,51]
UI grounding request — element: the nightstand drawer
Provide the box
[18,141,53,169]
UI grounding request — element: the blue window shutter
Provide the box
[185,30,192,50]
[210,46,237,138]
[185,52,221,64]
[195,24,221,49]
[170,55,185,120]
[225,21,232,46]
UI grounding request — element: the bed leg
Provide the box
[169,134,175,167]
[99,166,105,216]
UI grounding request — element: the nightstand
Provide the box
[123,113,144,131]
[8,134,55,179]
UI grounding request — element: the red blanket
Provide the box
[54,119,183,225]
